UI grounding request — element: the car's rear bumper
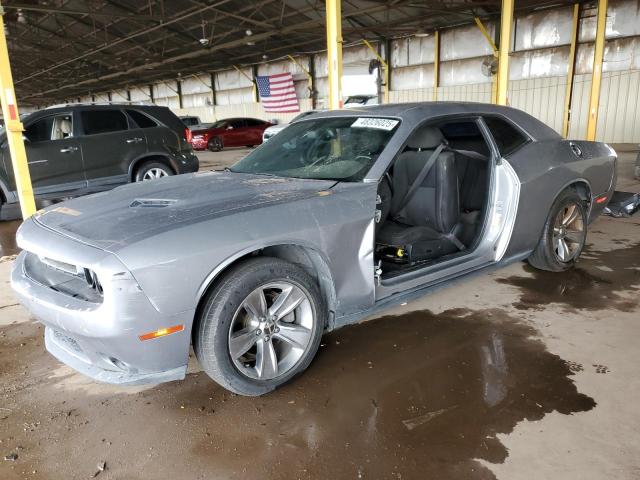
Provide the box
[191,138,208,150]
[10,222,193,385]
[175,152,199,174]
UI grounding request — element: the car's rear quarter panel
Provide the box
[505,138,616,259]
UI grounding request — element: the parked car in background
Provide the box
[0,104,198,219]
[191,118,272,151]
[11,103,616,396]
[262,110,321,142]
[179,116,201,127]
[344,95,379,108]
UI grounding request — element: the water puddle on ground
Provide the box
[497,242,640,312]
[177,308,593,479]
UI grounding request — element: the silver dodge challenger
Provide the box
[11,103,616,396]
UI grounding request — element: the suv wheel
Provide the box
[194,257,325,396]
[208,137,223,152]
[135,161,174,182]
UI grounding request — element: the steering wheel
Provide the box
[303,136,332,165]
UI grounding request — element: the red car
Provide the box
[190,118,273,151]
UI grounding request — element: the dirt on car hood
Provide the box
[33,171,336,251]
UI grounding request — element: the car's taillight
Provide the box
[185,128,192,143]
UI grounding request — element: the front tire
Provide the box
[194,257,325,396]
[528,189,588,272]
[135,161,174,182]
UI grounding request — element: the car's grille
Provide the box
[23,253,104,304]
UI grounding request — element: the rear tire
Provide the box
[194,257,325,396]
[528,189,588,272]
[134,161,174,182]
[208,137,223,152]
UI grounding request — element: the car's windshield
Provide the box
[210,120,228,129]
[230,116,399,182]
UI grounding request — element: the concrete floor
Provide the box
[0,151,639,480]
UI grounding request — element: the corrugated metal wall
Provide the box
[69,0,640,143]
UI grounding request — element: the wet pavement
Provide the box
[0,307,596,480]
[497,242,640,313]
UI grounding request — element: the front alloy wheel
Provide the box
[229,282,314,380]
[194,257,325,396]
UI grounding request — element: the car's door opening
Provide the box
[374,117,494,278]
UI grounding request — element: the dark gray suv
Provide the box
[0,104,198,218]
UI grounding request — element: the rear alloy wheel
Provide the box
[528,189,587,272]
[135,161,174,182]
[194,257,325,396]
[208,137,223,152]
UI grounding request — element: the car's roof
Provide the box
[308,101,560,141]
[27,103,167,118]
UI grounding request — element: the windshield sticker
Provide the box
[351,117,399,131]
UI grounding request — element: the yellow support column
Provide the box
[325,0,343,109]
[362,40,389,104]
[287,55,313,100]
[562,3,580,138]
[433,30,440,101]
[586,0,608,141]
[474,17,499,104]
[0,4,35,218]
[496,0,514,106]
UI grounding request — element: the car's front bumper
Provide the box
[10,221,193,385]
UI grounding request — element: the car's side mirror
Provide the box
[226,126,234,130]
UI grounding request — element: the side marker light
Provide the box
[139,325,184,341]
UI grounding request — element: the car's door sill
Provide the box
[333,252,529,330]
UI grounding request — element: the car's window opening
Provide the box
[230,116,400,182]
[24,114,73,143]
[127,109,158,129]
[81,109,128,136]
[208,120,228,129]
[375,116,494,277]
[483,116,530,157]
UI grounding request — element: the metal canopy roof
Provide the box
[3,0,579,106]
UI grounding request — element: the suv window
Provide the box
[24,114,73,142]
[484,116,529,157]
[127,110,158,129]
[81,109,128,135]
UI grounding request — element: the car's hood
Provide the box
[34,171,336,251]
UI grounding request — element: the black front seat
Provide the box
[377,127,463,263]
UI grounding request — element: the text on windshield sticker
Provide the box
[351,118,399,131]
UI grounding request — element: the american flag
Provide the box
[256,73,300,113]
